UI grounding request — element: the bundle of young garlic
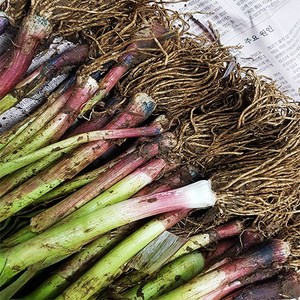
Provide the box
[0,1,299,299]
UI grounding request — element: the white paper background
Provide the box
[168,0,300,101]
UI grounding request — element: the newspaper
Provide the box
[167,0,300,101]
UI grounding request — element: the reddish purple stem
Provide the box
[0,15,51,98]
[205,239,236,268]
[205,229,263,273]
[222,270,300,300]
[200,240,290,300]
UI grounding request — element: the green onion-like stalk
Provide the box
[2,75,100,159]
[0,180,215,286]
[65,93,134,140]
[0,94,18,114]
[122,251,205,300]
[0,84,75,158]
[32,143,138,204]
[111,167,199,292]
[0,93,156,222]
[1,225,37,248]
[0,145,140,247]
[0,120,30,150]
[0,124,162,177]
[0,264,40,299]
[133,166,196,197]
[1,22,170,159]
[116,221,243,294]
[0,74,76,150]
[30,156,167,232]
[23,223,138,300]
[0,140,167,246]
[168,220,244,262]
[0,255,72,300]
[57,211,190,300]
[62,92,124,138]
[156,240,290,300]
[64,105,114,137]
[0,92,119,197]
[0,146,74,197]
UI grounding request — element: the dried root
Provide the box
[1,0,29,24]
[182,77,299,265]
[80,3,176,79]
[210,82,299,231]
[117,12,300,268]
[119,35,238,119]
[30,0,155,37]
